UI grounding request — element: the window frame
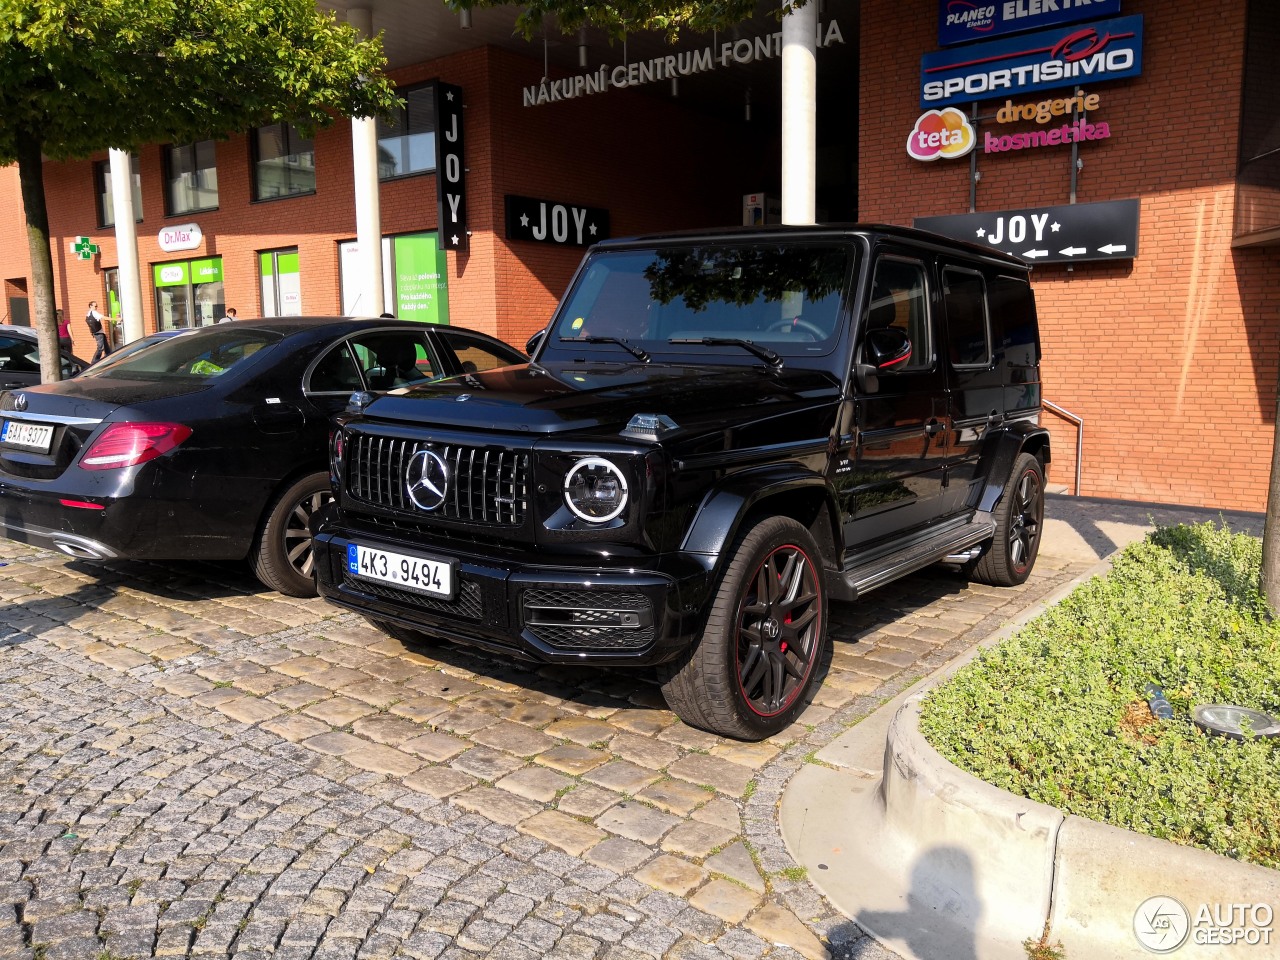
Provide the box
[375,83,438,181]
[94,155,144,228]
[940,265,994,369]
[163,141,219,217]
[250,123,316,202]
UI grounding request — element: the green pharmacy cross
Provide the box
[71,236,100,260]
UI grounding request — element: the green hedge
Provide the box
[919,522,1280,868]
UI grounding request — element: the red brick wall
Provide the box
[859,0,1280,510]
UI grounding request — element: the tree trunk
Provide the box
[15,130,62,383]
[1263,387,1280,613]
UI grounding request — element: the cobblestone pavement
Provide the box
[0,534,1093,960]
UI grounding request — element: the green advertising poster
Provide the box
[393,232,450,325]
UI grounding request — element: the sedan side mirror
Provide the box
[525,328,546,356]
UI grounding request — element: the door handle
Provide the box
[924,419,945,435]
[987,410,1005,426]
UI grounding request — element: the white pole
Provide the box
[108,149,144,343]
[347,8,385,316]
[781,0,817,225]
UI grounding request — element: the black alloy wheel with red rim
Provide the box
[736,541,823,718]
[659,515,829,740]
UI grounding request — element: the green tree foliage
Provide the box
[0,0,398,379]
[450,0,806,41]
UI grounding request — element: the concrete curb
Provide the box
[783,697,1280,960]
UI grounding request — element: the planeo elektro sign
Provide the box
[937,0,1122,47]
[920,14,1142,108]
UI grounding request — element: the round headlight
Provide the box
[564,457,628,523]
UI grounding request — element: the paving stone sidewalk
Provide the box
[0,535,1092,960]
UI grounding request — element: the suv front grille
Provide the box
[347,435,529,526]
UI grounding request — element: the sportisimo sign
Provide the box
[921,14,1143,107]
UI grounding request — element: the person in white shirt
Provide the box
[85,300,111,362]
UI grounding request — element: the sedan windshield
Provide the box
[545,241,853,363]
[79,329,283,382]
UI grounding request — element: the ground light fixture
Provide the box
[1191,704,1280,740]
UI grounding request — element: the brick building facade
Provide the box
[1,0,1278,510]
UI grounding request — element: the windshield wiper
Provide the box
[560,336,650,362]
[668,337,783,369]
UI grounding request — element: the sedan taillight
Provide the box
[79,423,192,470]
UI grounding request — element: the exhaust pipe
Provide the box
[52,536,116,560]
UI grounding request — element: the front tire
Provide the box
[971,452,1044,587]
[250,471,331,597]
[661,516,828,741]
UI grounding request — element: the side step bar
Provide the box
[835,515,996,601]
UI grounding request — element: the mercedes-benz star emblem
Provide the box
[13,394,28,412]
[405,449,450,511]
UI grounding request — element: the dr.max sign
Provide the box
[921,14,1143,107]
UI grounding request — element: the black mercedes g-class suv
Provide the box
[313,224,1049,740]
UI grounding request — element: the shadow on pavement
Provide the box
[1043,493,1263,563]
[853,846,980,960]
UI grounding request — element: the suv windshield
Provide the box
[545,241,854,363]
[79,329,282,382]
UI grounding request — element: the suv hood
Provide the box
[358,361,842,438]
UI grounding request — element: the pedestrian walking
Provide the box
[85,301,111,362]
[56,309,72,353]
[218,307,237,323]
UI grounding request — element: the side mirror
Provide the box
[525,328,546,356]
[865,327,912,371]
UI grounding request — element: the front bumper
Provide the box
[312,526,711,666]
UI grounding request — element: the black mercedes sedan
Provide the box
[0,317,525,596]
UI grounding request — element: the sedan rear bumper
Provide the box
[0,481,250,561]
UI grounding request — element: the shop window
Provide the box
[338,232,449,323]
[252,124,315,200]
[376,84,437,180]
[260,248,302,316]
[154,258,224,329]
[942,267,991,368]
[95,155,143,228]
[164,141,218,215]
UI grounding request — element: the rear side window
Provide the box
[81,329,281,381]
[438,331,522,374]
[989,275,1039,368]
[865,257,931,373]
[942,267,991,367]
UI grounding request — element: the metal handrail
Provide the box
[1042,400,1083,496]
